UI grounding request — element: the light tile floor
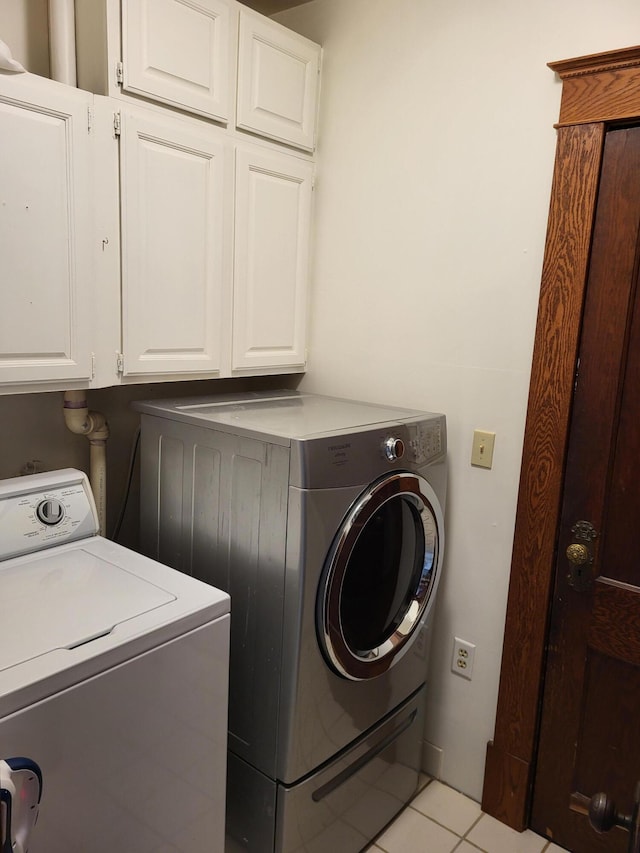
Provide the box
[365,779,567,853]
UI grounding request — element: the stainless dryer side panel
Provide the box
[139,414,290,776]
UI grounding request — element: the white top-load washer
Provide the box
[0,468,230,853]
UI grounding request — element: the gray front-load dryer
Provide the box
[134,391,447,853]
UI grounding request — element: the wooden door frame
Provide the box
[481,45,640,832]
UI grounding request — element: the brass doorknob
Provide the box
[566,543,590,565]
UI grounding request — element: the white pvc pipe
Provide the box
[90,440,107,537]
[63,391,109,537]
[48,0,77,85]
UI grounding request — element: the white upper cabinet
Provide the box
[0,3,320,394]
[76,0,234,123]
[233,146,313,371]
[0,74,93,386]
[119,107,229,377]
[122,0,232,121]
[75,1,321,149]
[236,8,321,151]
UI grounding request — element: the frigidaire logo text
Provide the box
[328,443,351,452]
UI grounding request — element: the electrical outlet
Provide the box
[451,637,476,680]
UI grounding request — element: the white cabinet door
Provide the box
[0,75,93,386]
[120,108,229,377]
[122,0,233,122]
[233,146,313,371]
[237,9,320,151]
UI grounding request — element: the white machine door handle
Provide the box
[0,758,43,853]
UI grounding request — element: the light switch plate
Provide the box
[471,430,495,469]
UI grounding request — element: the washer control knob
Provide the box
[36,498,65,526]
[384,437,405,462]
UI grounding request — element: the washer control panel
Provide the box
[0,469,98,561]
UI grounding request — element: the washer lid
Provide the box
[0,548,175,672]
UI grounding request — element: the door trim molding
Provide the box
[481,45,640,831]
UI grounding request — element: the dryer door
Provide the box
[318,471,444,681]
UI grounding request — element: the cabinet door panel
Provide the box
[123,0,232,122]
[120,110,227,376]
[233,147,312,371]
[237,9,320,151]
[0,76,93,385]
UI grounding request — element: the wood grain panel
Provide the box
[481,122,605,828]
[483,743,531,831]
[556,67,640,126]
[575,648,640,815]
[529,125,640,851]
[549,46,640,126]
[589,581,640,665]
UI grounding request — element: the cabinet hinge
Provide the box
[87,105,94,133]
[91,353,96,379]
[574,356,581,392]
[116,352,124,374]
[116,61,124,85]
[113,112,121,137]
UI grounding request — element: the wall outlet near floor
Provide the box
[451,637,476,680]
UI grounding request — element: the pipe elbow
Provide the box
[63,391,90,435]
[63,392,110,440]
[86,412,110,443]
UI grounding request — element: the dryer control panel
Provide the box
[292,415,447,489]
[0,469,98,562]
[406,420,443,465]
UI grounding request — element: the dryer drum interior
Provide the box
[318,471,444,681]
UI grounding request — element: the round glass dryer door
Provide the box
[317,471,445,681]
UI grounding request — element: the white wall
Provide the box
[275,0,640,800]
[0,0,49,76]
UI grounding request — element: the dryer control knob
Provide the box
[384,437,405,462]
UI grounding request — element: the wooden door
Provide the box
[119,106,229,377]
[530,125,640,851]
[232,144,312,372]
